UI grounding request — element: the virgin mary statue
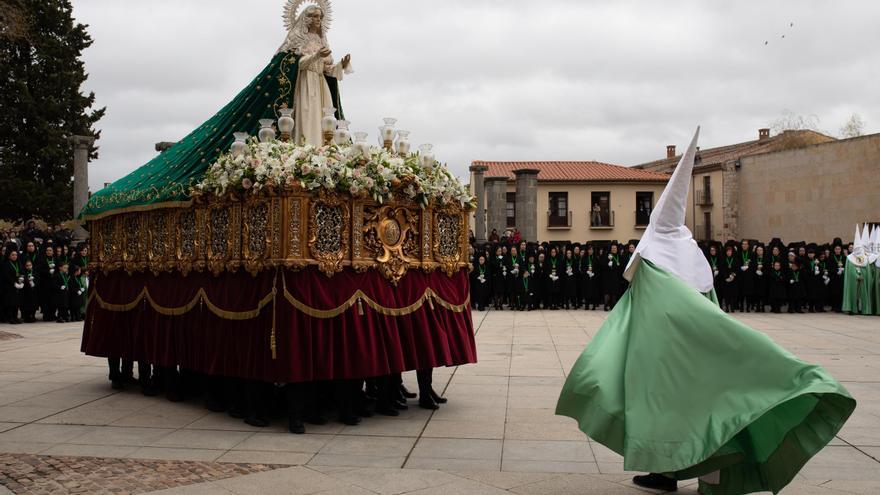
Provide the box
[282,1,352,146]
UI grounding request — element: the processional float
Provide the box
[79,0,478,382]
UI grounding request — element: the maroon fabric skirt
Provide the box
[81,267,477,382]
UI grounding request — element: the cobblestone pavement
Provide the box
[1,310,879,494]
[0,453,283,494]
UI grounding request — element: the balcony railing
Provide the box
[547,210,572,229]
[590,209,614,229]
[694,223,712,241]
[696,189,713,206]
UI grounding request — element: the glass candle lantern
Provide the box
[353,131,370,159]
[277,108,294,141]
[231,132,249,157]
[395,130,411,155]
[419,144,435,170]
[334,120,351,146]
[258,119,276,143]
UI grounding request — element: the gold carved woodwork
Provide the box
[307,190,350,277]
[432,204,466,277]
[86,189,473,281]
[361,203,420,285]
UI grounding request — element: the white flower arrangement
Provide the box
[197,138,475,208]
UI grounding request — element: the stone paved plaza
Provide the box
[0,310,878,494]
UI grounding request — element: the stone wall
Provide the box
[738,133,880,242]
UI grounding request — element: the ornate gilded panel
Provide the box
[308,192,349,277]
[270,197,282,260]
[243,196,272,275]
[207,204,230,275]
[122,213,147,273]
[148,210,174,275]
[361,203,420,285]
[175,208,201,276]
[228,202,242,272]
[432,205,464,276]
[283,195,308,269]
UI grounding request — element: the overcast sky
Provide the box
[72,0,880,190]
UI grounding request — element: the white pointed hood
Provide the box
[847,224,868,267]
[868,224,879,264]
[624,127,713,293]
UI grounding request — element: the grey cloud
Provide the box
[73,0,880,187]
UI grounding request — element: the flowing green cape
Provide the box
[556,260,855,495]
[80,51,344,220]
[874,265,880,315]
[842,262,874,315]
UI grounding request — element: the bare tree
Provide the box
[769,110,821,135]
[839,113,865,139]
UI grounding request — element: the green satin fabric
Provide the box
[81,51,345,220]
[874,265,880,315]
[556,260,855,495]
[842,262,874,315]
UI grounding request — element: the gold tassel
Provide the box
[357,297,364,316]
[271,271,278,360]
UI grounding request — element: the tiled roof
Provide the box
[635,130,836,173]
[472,160,670,183]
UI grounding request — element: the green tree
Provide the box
[0,0,105,223]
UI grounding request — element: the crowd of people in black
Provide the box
[468,235,855,315]
[1,222,90,324]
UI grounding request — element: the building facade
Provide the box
[469,161,668,244]
[636,128,880,242]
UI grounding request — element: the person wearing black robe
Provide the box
[535,252,547,309]
[506,246,524,305]
[619,242,636,298]
[470,255,490,311]
[72,244,90,270]
[68,265,87,321]
[20,259,37,323]
[602,243,623,311]
[718,244,740,312]
[828,243,846,312]
[2,249,23,324]
[517,269,535,310]
[490,246,506,310]
[787,260,806,313]
[571,245,583,308]
[752,244,768,312]
[814,250,831,312]
[52,261,71,323]
[562,249,579,309]
[768,260,787,313]
[803,247,828,313]
[21,241,39,269]
[35,245,58,321]
[581,244,599,310]
[525,253,542,308]
[544,247,563,309]
[737,239,756,312]
[706,244,721,296]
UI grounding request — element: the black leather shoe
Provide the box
[111,379,124,391]
[244,416,269,427]
[430,390,447,404]
[339,414,361,426]
[288,417,305,434]
[375,405,400,417]
[305,415,327,425]
[632,473,677,491]
[399,385,417,399]
[419,399,439,410]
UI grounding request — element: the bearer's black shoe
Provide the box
[393,399,408,410]
[339,414,361,426]
[375,405,400,417]
[305,414,327,425]
[228,405,247,419]
[205,398,227,413]
[632,473,677,491]
[288,417,305,434]
[244,415,269,427]
[399,385,417,399]
[111,379,124,391]
[430,389,447,404]
[419,398,439,410]
[141,384,158,397]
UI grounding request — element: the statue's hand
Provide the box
[342,54,351,68]
[318,47,332,58]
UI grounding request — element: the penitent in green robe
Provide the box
[873,264,880,315]
[556,260,855,495]
[842,262,874,315]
